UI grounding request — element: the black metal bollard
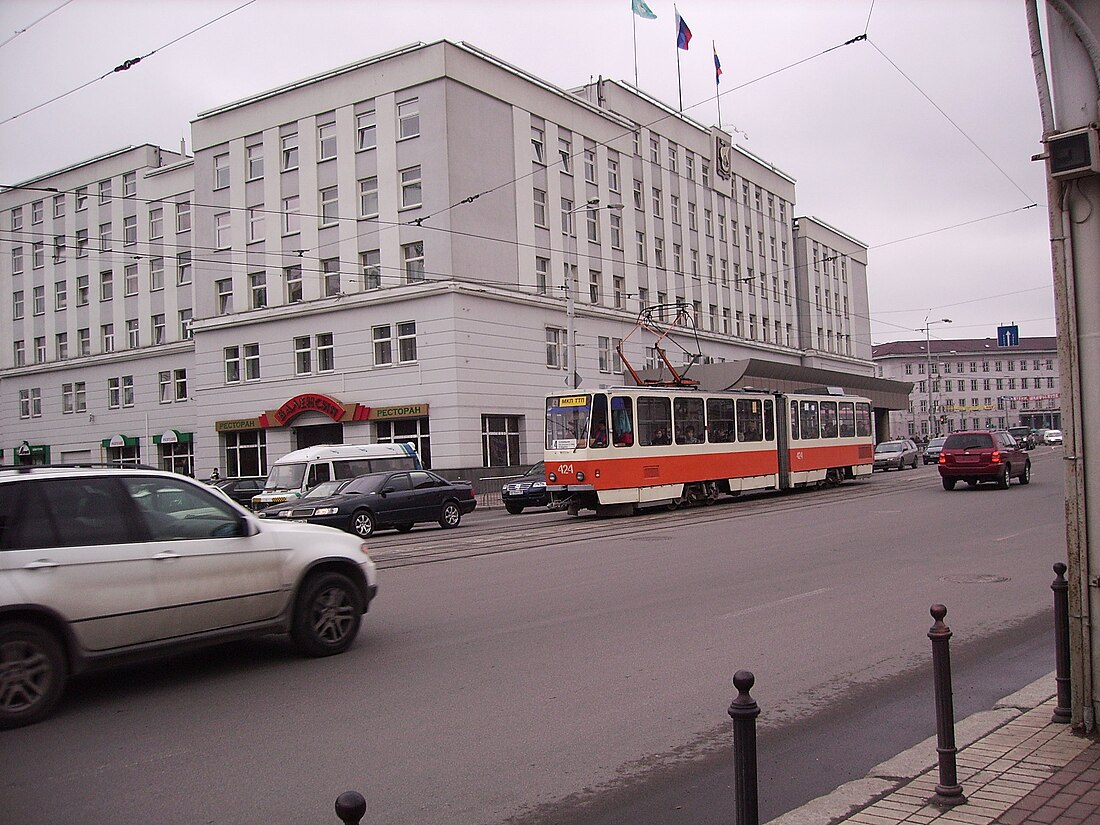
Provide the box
[728,670,760,825]
[1052,562,1072,723]
[335,791,367,825]
[928,604,966,807]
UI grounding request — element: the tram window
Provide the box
[800,401,820,439]
[611,396,635,447]
[820,401,839,438]
[707,398,735,443]
[764,399,775,441]
[838,402,856,437]
[736,398,763,442]
[590,393,609,449]
[790,400,800,440]
[546,394,591,449]
[855,402,872,437]
[637,396,672,445]
[674,397,705,444]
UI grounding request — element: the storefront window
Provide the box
[376,418,431,468]
[225,429,268,478]
[160,442,195,477]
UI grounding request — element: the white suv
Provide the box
[0,466,378,728]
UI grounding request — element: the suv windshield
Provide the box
[944,433,994,450]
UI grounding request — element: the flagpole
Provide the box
[714,40,721,126]
[633,7,639,86]
[675,5,683,111]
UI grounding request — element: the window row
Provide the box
[12,313,192,366]
[17,373,185,418]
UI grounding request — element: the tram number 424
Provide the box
[555,464,575,475]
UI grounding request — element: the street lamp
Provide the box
[564,198,625,389]
[921,316,952,437]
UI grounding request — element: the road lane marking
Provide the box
[719,586,833,620]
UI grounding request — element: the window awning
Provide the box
[153,429,193,445]
[101,434,139,448]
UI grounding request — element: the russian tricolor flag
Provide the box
[714,45,722,82]
[676,11,692,50]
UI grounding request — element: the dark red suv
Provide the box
[938,430,1031,490]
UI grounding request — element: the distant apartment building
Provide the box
[1,40,873,479]
[872,337,1061,438]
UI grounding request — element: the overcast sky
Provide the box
[0,0,1054,346]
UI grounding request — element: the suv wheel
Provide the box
[1019,462,1031,485]
[998,466,1011,490]
[439,501,462,529]
[291,572,363,657]
[942,477,956,491]
[505,502,524,515]
[0,622,67,730]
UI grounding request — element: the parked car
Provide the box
[501,462,549,514]
[923,436,948,464]
[873,439,919,471]
[1044,429,1063,445]
[1032,428,1049,445]
[257,478,353,518]
[210,476,267,508]
[1007,427,1036,450]
[259,469,476,537]
[0,465,378,729]
[937,430,1031,490]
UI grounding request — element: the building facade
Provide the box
[873,336,1061,439]
[2,40,874,479]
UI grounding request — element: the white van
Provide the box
[251,443,422,509]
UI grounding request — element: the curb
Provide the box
[765,671,1057,825]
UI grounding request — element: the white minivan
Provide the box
[252,443,422,509]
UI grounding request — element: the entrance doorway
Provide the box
[294,422,343,450]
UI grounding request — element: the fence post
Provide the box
[335,791,366,825]
[1052,562,1072,723]
[928,604,966,807]
[728,669,760,825]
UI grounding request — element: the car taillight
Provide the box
[938,454,946,464]
[991,450,1001,463]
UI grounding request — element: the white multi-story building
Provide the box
[2,40,873,479]
[873,336,1061,439]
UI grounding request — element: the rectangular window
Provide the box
[32,200,44,223]
[482,415,521,468]
[176,200,191,232]
[320,186,339,225]
[610,213,622,249]
[53,234,65,262]
[586,208,599,243]
[246,143,263,180]
[31,286,44,315]
[584,149,596,183]
[249,271,267,308]
[322,258,341,297]
[11,206,23,229]
[150,257,164,291]
[75,228,88,257]
[397,99,420,140]
[174,369,187,401]
[11,246,22,274]
[652,187,662,218]
[216,278,233,315]
[62,382,86,414]
[76,274,89,305]
[281,133,298,170]
[122,214,137,245]
[214,211,231,247]
[294,335,312,375]
[179,309,193,340]
[55,280,67,310]
[152,313,165,345]
[124,264,138,296]
[19,389,43,419]
[531,126,545,163]
[318,121,337,160]
[100,270,113,301]
[608,157,620,192]
[400,166,422,208]
[397,321,417,362]
[122,172,136,198]
[535,256,549,295]
[214,153,230,189]
[545,326,566,369]
[361,250,381,290]
[558,136,572,171]
[533,189,548,227]
[102,324,115,353]
[636,231,646,264]
[32,242,44,268]
[99,222,112,251]
[13,340,25,367]
[317,332,334,372]
[55,332,68,360]
[126,318,139,348]
[34,336,46,363]
[285,265,303,302]
[403,242,425,283]
[357,109,377,150]
[149,206,163,239]
[177,251,192,285]
[373,325,393,365]
[159,371,172,403]
[359,178,378,218]
[247,207,264,242]
[283,195,300,234]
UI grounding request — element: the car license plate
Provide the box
[958,456,980,464]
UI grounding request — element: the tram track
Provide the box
[372,472,917,569]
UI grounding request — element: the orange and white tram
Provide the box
[544,386,874,515]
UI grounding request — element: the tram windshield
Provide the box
[546,394,591,450]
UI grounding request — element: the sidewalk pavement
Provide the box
[769,671,1100,825]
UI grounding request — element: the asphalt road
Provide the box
[0,447,1066,825]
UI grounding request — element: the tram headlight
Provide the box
[575,471,585,482]
[548,471,557,482]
